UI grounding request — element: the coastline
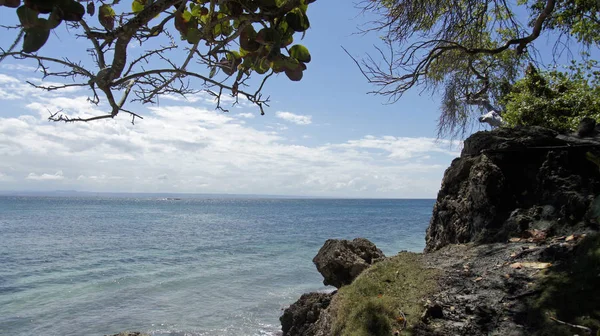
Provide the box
[280,126,600,336]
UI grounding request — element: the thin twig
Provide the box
[0,29,24,64]
[547,315,593,334]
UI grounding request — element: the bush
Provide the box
[502,61,600,132]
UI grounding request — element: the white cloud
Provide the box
[0,78,459,197]
[275,111,312,125]
[0,106,457,197]
[333,136,459,160]
[0,63,40,72]
[0,74,20,84]
[237,112,255,119]
[26,170,64,181]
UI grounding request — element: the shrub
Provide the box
[502,61,600,132]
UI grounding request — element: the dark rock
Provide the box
[106,333,149,336]
[312,238,385,288]
[460,126,560,157]
[578,117,596,137]
[421,303,444,320]
[280,292,334,336]
[426,126,600,252]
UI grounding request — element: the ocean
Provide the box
[0,196,434,336]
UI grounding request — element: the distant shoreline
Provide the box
[0,190,434,200]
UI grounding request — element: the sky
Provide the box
[0,1,490,198]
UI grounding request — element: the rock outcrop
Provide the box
[282,126,600,336]
[426,126,600,252]
[281,238,384,336]
[280,292,335,336]
[312,238,385,288]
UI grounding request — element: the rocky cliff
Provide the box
[426,126,600,251]
[282,126,600,336]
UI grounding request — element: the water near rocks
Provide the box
[0,197,433,336]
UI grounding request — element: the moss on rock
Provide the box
[330,252,441,336]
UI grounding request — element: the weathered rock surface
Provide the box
[280,292,335,336]
[426,126,600,252]
[292,234,599,336]
[312,238,385,288]
[282,126,600,336]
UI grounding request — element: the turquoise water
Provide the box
[0,197,434,336]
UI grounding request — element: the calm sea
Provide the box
[0,197,434,336]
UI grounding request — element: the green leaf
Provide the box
[227,51,241,61]
[256,0,277,8]
[58,0,85,22]
[239,25,260,52]
[256,28,280,45]
[253,58,270,74]
[2,0,21,8]
[98,4,115,30]
[191,4,208,17]
[285,67,303,81]
[224,1,242,15]
[187,27,202,44]
[23,0,53,13]
[17,5,38,28]
[221,24,233,36]
[86,1,95,16]
[289,44,311,63]
[285,8,310,32]
[132,0,145,13]
[213,22,222,36]
[219,57,237,76]
[22,26,50,53]
[174,12,188,34]
[182,10,192,22]
[47,8,63,28]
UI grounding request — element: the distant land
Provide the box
[0,190,322,199]
[0,190,433,200]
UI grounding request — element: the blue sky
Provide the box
[0,1,505,197]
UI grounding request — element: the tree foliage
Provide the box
[502,61,600,132]
[0,0,315,122]
[356,0,600,137]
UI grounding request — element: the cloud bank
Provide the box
[0,72,459,198]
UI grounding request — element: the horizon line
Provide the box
[0,190,436,200]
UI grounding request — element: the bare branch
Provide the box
[547,315,593,334]
[0,29,24,65]
[78,20,106,69]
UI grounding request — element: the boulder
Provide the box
[280,292,334,336]
[313,238,385,288]
[106,333,149,336]
[426,126,600,252]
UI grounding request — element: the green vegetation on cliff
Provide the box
[502,62,600,132]
[330,252,440,336]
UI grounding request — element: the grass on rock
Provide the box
[331,252,441,336]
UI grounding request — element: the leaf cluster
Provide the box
[502,61,600,132]
[0,0,317,121]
